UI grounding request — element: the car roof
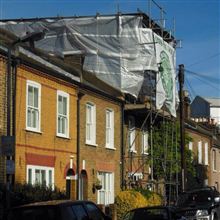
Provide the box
[131,206,175,212]
[12,200,93,209]
[180,187,217,194]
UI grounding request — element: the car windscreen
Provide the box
[177,190,213,207]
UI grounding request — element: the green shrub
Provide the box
[115,189,162,220]
[135,188,162,206]
[115,190,147,220]
[9,183,67,207]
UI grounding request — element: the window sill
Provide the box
[56,135,71,140]
[86,142,98,147]
[129,150,137,154]
[142,152,149,156]
[25,128,42,134]
[105,147,116,151]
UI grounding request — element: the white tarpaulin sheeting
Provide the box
[153,33,177,117]
[0,15,177,116]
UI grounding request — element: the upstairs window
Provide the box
[57,91,69,138]
[198,141,202,164]
[213,150,217,171]
[129,117,136,152]
[142,131,149,154]
[188,142,193,151]
[204,142,209,165]
[188,141,193,159]
[26,80,41,132]
[106,109,114,149]
[86,103,96,145]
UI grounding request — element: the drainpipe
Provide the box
[121,103,125,190]
[12,60,18,137]
[7,47,12,137]
[76,90,85,199]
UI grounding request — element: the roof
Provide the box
[0,30,124,103]
[185,118,214,138]
[0,13,176,106]
[0,12,174,42]
[203,97,220,107]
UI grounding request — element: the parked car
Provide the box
[176,186,220,220]
[123,206,185,220]
[7,200,111,220]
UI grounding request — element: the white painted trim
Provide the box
[129,128,136,152]
[26,80,41,132]
[56,90,69,138]
[86,102,96,145]
[142,131,149,154]
[26,165,54,189]
[105,109,115,149]
[204,142,209,165]
[198,141,202,164]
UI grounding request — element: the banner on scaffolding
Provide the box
[153,33,177,117]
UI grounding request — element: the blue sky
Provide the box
[0,0,219,99]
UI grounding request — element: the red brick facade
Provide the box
[15,64,78,191]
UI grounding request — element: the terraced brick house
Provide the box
[78,85,122,205]
[0,31,80,193]
[0,27,124,205]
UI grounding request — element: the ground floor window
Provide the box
[128,172,143,181]
[97,172,114,205]
[26,165,54,188]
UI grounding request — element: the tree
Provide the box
[148,120,195,191]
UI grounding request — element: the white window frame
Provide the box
[97,172,114,205]
[26,165,54,188]
[86,103,96,145]
[129,172,143,181]
[213,150,217,171]
[204,142,209,165]
[105,109,114,149]
[57,90,69,138]
[26,80,41,132]
[198,141,202,164]
[129,117,136,153]
[142,131,149,154]
[188,141,193,151]
[129,128,136,152]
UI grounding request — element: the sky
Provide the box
[0,0,219,100]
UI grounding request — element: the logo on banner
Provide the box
[159,51,173,101]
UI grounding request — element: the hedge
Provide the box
[115,189,162,220]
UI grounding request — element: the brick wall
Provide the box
[123,123,150,188]
[186,128,212,187]
[79,90,121,203]
[210,146,220,190]
[0,58,7,184]
[15,64,78,190]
